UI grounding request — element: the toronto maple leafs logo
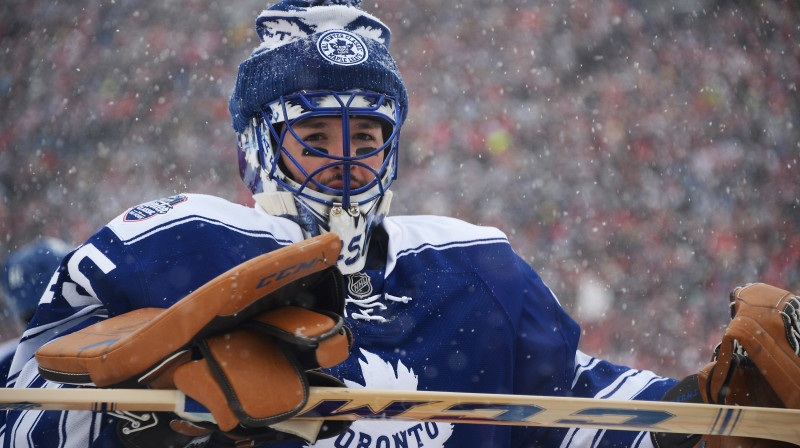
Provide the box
[333,39,354,56]
[305,349,454,448]
[316,30,369,66]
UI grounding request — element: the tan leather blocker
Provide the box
[244,306,353,369]
[167,305,351,431]
[173,328,305,432]
[35,233,344,387]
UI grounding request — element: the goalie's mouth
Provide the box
[308,173,371,193]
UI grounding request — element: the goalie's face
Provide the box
[278,116,386,194]
[252,90,401,210]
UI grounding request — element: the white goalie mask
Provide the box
[237,90,403,274]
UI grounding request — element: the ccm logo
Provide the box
[256,258,324,289]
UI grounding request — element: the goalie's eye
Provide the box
[300,146,377,158]
[302,147,329,157]
[354,146,379,157]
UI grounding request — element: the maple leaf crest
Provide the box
[331,39,355,56]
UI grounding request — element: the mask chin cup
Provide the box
[329,205,369,275]
[252,190,392,276]
[327,190,391,276]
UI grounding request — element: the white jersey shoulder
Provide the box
[384,215,508,248]
[382,215,509,271]
[106,193,303,243]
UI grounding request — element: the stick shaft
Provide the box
[0,387,179,414]
[300,388,800,444]
[1,387,797,444]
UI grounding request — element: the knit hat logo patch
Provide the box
[316,30,369,66]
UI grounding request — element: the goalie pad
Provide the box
[35,233,344,387]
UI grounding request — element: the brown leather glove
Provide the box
[702,283,800,408]
[652,283,800,448]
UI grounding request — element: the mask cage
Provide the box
[255,90,401,210]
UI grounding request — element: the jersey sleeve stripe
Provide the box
[120,215,297,246]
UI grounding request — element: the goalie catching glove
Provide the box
[652,283,800,448]
[35,233,354,446]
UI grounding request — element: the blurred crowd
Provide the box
[1,0,798,379]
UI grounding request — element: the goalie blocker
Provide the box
[34,233,355,446]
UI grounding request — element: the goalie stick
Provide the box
[0,387,798,444]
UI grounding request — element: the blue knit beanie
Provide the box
[229,0,408,134]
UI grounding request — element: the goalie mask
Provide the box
[229,0,408,274]
[238,90,402,274]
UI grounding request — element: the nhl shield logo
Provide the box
[347,272,373,298]
[316,30,369,66]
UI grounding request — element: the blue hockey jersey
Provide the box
[2,193,676,448]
